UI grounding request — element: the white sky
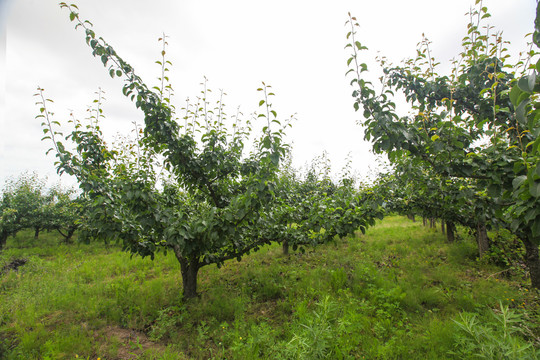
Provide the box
[0,0,536,188]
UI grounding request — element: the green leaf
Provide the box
[524,208,538,223]
[518,76,533,93]
[517,92,530,107]
[259,100,265,107]
[431,134,439,141]
[529,72,537,91]
[530,181,540,197]
[516,99,529,125]
[513,175,527,190]
[509,85,523,107]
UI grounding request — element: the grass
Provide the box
[0,216,538,359]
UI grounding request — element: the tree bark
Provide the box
[58,226,76,244]
[430,218,436,229]
[446,222,455,243]
[476,221,490,257]
[34,227,40,239]
[407,214,416,222]
[282,240,289,256]
[522,236,540,290]
[65,227,76,242]
[172,245,200,299]
[441,221,446,235]
[423,217,427,226]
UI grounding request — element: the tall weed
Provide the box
[451,302,539,359]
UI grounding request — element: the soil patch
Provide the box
[1,258,28,275]
[101,326,166,359]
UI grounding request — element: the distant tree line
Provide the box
[0,172,82,250]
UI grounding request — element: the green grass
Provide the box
[0,216,538,359]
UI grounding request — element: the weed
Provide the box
[1,216,538,359]
[329,267,348,291]
[285,295,337,359]
[149,305,186,341]
[451,302,540,359]
[481,230,527,279]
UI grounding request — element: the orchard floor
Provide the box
[0,216,538,359]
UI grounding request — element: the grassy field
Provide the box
[0,216,538,359]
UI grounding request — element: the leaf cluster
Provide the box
[346,2,540,244]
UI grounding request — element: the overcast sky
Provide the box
[0,0,536,188]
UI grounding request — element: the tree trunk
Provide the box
[522,236,540,290]
[430,218,436,229]
[173,246,200,299]
[407,214,415,222]
[282,240,289,256]
[65,227,76,243]
[423,217,427,227]
[34,227,40,239]
[181,259,200,299]
[58,227,76,244]
[476,222,490,257]
[446,222,455,243]
[441,221,446,235]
